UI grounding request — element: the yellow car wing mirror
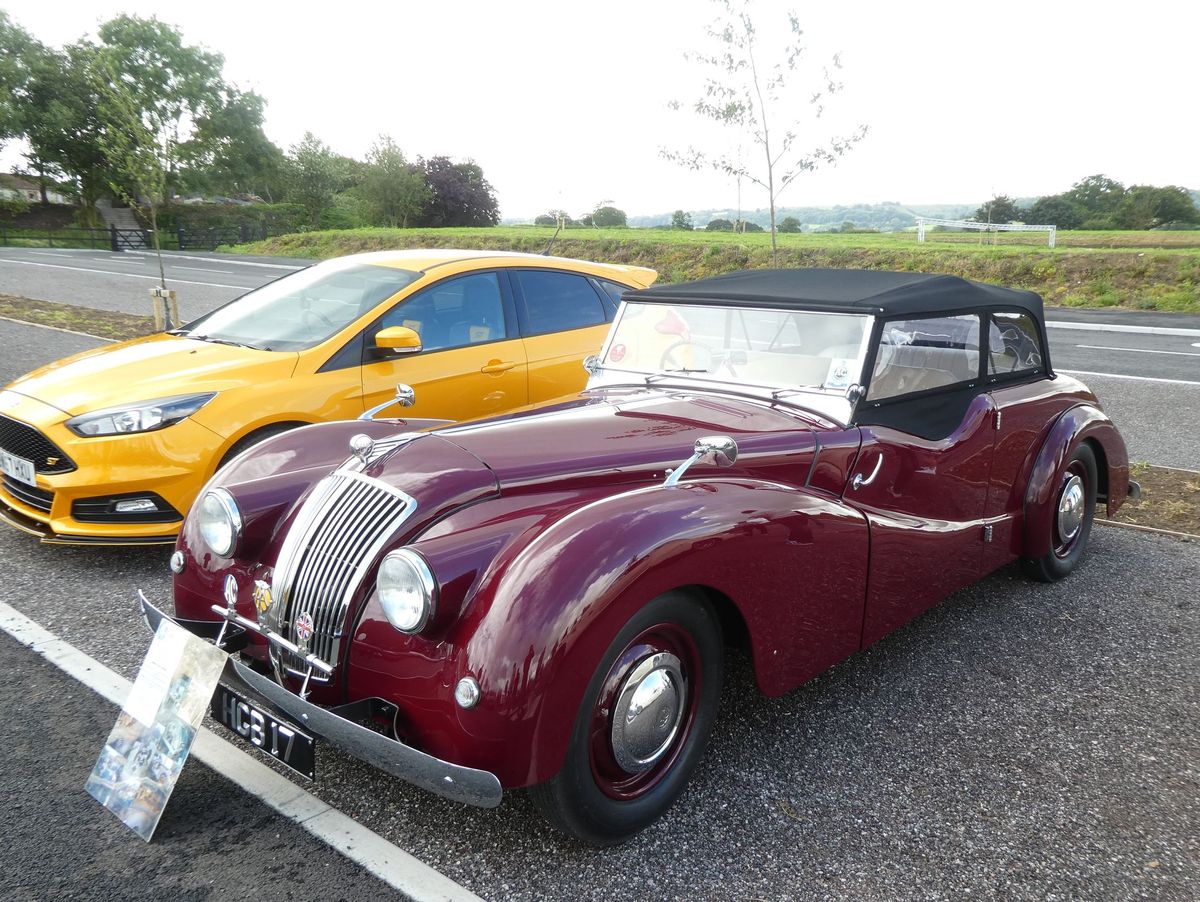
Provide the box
[373,325,423,356]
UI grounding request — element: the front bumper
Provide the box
[138,592,503,809]
[0,402,220,543]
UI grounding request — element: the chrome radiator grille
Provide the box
[269,470,415,676]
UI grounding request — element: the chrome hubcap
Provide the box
[610,652,686,774]
[1057,474,1085,543]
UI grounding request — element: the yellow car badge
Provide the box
[252,580,273,618]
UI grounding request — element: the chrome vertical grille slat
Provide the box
[268,469,417,677]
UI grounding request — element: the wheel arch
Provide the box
[1022,403,1130,558]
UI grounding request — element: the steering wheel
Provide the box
[660,340,737,377]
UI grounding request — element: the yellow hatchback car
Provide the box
[0,249,656,544]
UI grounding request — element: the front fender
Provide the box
[1023,403,1131,558]
[444,479,868,787]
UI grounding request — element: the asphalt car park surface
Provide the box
[0,267,1198,900]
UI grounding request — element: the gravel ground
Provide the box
[2,525,1196,901]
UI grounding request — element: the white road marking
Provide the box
[0,601,483,902]
[0,258,247,289]
[1059,368,1200,387]
[1047,320,1200,338]
[1075,344,1200,358]
[173,266,234,274]
[28,250,81,258]
[0,314,117,342]
[90,257,144,264]
[128,250,303,270]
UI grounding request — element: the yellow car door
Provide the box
[360,270,528,421]
[508,269,616,404]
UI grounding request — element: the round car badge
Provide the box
[294,612,315,654]
[222,574,238,612]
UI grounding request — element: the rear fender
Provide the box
[449,479,868,787]
[1023,404,1130,558]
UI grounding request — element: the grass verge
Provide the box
[1108,464,1200,538]
[226,227,1200,313]
[0,294,154,342]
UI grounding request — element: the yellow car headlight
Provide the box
[65,393,216,437]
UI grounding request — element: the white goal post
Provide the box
[917,218,1057,248]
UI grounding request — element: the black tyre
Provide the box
[529,590,723,846]
[1022,442,1098,582]
[217,423,300,470]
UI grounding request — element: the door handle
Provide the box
[851,454,883,490]
[480,361,517,374]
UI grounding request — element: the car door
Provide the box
[979,309,1060,574]
[360,271,528,421]
[508,269,614,404]
[847,313,998,646]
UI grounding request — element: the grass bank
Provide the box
[228,227,1200,313]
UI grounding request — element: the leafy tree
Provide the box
[778,215,801,232]
[0,11,37,145]
[358,135,429,227]
[284,133,350,227]
[534,209,573,227]
[21,42,111,216]
[586,203,627,228]
[973,195,1022,224]
[741,221,765,232]
[1115,185,1199,230]
[88,53,171,289]
[671,209,694,230]
[419,156,499,227]
[705,218,735,231]
[94,15,229,194]
[178,88,284,199]
[1064,174,1126,218]
[1025,195,1082,230]
[663,0,867,262]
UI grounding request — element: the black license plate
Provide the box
[212,684,316,780]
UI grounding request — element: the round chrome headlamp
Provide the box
[377,548,437,633]
[196,488,242,557]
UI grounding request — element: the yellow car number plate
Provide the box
[0,449,36,487]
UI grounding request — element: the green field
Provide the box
[229,226,1200,313]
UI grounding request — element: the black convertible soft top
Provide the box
[629,268,1044,321]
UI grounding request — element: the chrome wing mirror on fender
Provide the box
[663,435,739,487]
[358,383,417,421]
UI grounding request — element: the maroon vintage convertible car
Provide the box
[142,268,1138,845]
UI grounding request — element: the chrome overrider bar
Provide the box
[137,592,503,809]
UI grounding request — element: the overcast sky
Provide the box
[4,0,1197,220]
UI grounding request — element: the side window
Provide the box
[867,314,981,401]
[988,311,1043,377]
[380,272,506,352]
[595,279,630,319]
[515,270,608,335]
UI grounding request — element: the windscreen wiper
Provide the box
[188,334,264,351]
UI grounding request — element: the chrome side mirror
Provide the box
[582,354,601,376]
[358,383,417,421]
[664,435,738,487]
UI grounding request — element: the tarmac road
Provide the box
[0,248,306,321]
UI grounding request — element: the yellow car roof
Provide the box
[342,249,658,287]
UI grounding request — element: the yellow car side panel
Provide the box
[522,323,611,405]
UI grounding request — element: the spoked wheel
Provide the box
[530,591,723,846]
[1022,443,1098,582]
